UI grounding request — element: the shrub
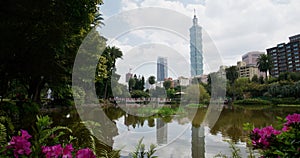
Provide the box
[270,98,300,105]
[233,98,272,105]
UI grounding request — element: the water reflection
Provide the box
[42,106,300,158]
[156,118,168,145]
[191,125,205,158]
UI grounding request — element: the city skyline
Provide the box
[99,0,300,83]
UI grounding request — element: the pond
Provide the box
[39,105,300,158]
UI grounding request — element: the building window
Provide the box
[296,56,299,59]
[288,61,292,64]
[296,60,300,63]
[287,49,291,52]
[295,52,299,55]
[293,44,299,47]
[289,65,293,68]
[296,68,300,71]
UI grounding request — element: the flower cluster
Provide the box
[3,130,96,158]
[284,113,300,127]
[75,148,96,158]
[250,126,281,149]
[250,113,300,157]
[6,130,32,158]
[42,144,96,158]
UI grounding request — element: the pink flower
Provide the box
[285,113,300,126]
[42,144,63,158]
[20,130,32,140]
[62,144,74,158]
[282,125,289,132]
[250,126,281,149]
[7,130,32,158]
[76,148,96,158]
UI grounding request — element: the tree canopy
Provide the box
[257,54,273,79]
[0,0,103,102]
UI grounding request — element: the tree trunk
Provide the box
[28,76,45,102]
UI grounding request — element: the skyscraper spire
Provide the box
[193,9,198,25]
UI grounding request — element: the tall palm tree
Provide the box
[257,54,273,80]
[102,46,123,98]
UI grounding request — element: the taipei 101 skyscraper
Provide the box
[189,10,203,77]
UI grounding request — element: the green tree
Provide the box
[257,54,273,80]
[225,66,238,85]
[130,74,145,91]
[100,46,123,99]
[166,88,176,99]
[0,0,103,102]
[229,78,250,100]
[251,75,259,83]
[130,90,150,99]
[163,80,172,90]
[128,78,136,92]
[148,76,156,85]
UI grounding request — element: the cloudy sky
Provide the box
[98,0,300,82]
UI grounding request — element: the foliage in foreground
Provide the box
[131,138,157,158]
[0,115,158,158]
[0,115,95,158]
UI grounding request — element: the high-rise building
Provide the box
[267,34,300,77]
[157,57,168,81]
[190,12,203,77]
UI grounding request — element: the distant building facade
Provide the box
[267,34,300,77]
[157,57,168,81]
[237,61,259,79]
[190,13,203,77]
[242,51,265,66]
[174,76,190,87]
[242,51,265,77]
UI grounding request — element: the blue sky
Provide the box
[98,0,300,82]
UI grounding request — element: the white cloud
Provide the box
[121,0,139,10]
